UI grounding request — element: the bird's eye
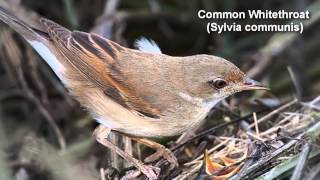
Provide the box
[208,78,228,89]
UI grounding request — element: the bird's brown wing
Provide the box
[40,18,161,118]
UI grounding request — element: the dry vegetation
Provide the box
[0,0,320,180]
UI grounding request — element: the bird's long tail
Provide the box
[0,6,66,80]
[0,6,46,42]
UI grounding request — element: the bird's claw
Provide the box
[144,147,178,170]
[121,165,160,180]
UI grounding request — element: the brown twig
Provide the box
[231,134,302,179]
[90,0,120,39]
[248,99,298,129]
[171,109,268,152]
[1,27,66,150]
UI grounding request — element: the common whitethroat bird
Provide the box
[0,7,268,179]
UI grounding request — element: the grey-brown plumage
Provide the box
[0,7,266,138]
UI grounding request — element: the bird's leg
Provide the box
[93,125,160,180]
[130,137,178,170]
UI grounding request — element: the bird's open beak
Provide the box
[241,77,269,91]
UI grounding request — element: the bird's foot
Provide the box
[121,164,160,180]
[144,146,178,170]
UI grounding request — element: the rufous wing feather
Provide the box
[39,18,162,118]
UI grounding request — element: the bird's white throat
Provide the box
[178,92,222,111]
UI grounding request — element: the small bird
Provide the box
[0,7,267,179]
